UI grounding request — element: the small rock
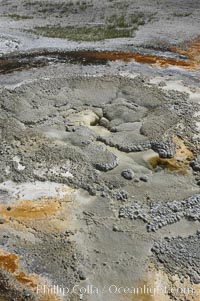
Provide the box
[3,234,10,238]
[112,225,120,232]
[121,169,134,180]
[115,190,128,202]
[190,159,200,172]
[0,217,5,224]
[155,166,163,172]
[158,81,167,87]
[77,270,86,281]
[87,187,96,196]
[12,156,26,172]
[93,108,103,118]
[65,230,74,236]
[140,175,149,182]
[99,117,110,128]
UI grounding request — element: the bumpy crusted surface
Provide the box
[151,139,176,158]
[0,268,36,301]
[83,142,119,171]
[97,135,151,152]
[190,157,200,172]
[119,195,200,232]
[152,234,200,284]
[121,169,135,180]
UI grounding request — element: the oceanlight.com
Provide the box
[36,284,195,297]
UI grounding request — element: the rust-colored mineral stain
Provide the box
[0,38,199,74]
[174,137,194,160]
[149,137,194,174]
[74,37,200,69]
[0,250,38,288]
[0,197,62,220]
[0,252,19,273]
[77,51,196,69]
[172,38,200,61]
[15,272,39,288]
[0,250,61,300]
[149,156,187,174]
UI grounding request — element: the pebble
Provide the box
[99,117,110,128]
[121,169,134,180]
[190,159,200,172]
[0,217,5,224]
[65,230,74,236]
[112,225,122,232]
[114,190,128,202]
[140,175,148,182]
[77,270,86,281]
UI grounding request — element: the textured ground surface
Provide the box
[0,1,200,301]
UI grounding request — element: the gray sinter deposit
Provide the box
[152,233,200,284]
[0,0,200,300]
